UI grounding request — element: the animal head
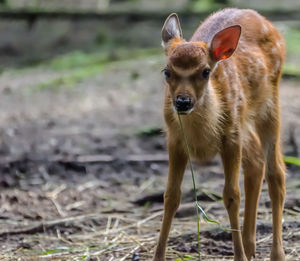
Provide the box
[162,13,241,114]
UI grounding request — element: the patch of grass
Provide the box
[30,48,161,91]
[137,126,162,137]
[33,63,105,91]
[284,28,300,56]
[191,0,225,12]
[75,255,89,261]
[48,51,108,70]
[283,64,300,79]
[279,27,300,78]
[284,156,300,167]
[46,48,160,71]
[143,201,151,208]
[40,246,69,255]
[175,255,195,261]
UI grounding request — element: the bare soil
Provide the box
[0,54,299,260]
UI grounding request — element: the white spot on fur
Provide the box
[276,42,282,50]
[262,24,269,34]
[271,47,277,54]
[214,61,220,71]
[275,60,281,72]
[260,98,274,120]
[239,47,245,53]
[226,66,234,76]
[256,58,267,70]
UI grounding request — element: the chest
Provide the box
[181,115,221,162]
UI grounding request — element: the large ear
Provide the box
[210,25,241,61]
[161,13,183,49]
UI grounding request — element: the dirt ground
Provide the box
[0,53,299,260]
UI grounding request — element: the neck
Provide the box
[195,81,220,117]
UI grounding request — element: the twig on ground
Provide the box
[119,245,141,261]
[0,153,169,165]
[48,197,67,217]
[0,213,100,237]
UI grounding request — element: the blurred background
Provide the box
[0,0,299,260]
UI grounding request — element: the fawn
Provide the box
[153,8,286,261]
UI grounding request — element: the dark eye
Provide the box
[202,68,210,80]
[162,68,171,79]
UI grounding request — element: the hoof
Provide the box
[152,258,165,261]
[243,240,255,260]
[234,257,248,261]
[233,253,248,261]
[270,246,285,261]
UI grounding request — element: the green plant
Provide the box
[177,113,228,260]
[284,156,300,167]
[177,113,241,260]
[175,255,194,261]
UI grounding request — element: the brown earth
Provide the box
[0,54,299,260]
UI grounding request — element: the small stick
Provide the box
[119,245,140,261]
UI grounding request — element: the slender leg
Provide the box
[256,97,286,261]
[265,141,286,261]
[242,131,265,260]
[153,139,187,261]
[221,136,247,261]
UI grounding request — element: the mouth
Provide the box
[173,106,194,115]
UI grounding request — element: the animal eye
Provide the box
[162,68,171,79]
[202,68,211,79]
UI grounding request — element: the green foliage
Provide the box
[29,48,160,91]
[283,27,300,78]
[137,126,162,137]
[40,246,69,255]
[283,64,300,79]
[143,201,151,207]
[49,51,108,70]
[192,0,225,12]
[41,249,58,255]
[33,64,105,91]
[284,156,300,167]
[75,255,89,261]
[175,255,195,261]
[284,28,300,56]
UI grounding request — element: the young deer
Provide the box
[153,8,286,261]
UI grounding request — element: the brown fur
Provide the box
[153,8,286,261]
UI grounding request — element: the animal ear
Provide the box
[161,13,182,49]
[210,25,241,61]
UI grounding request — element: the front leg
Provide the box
[221,136,247,261]
[153,138,187,261]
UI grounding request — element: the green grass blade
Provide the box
[196,202,220,225]
[177,113,201,261]
[175,255,194,261]
[177,112,239,255]
[284,156,300,167]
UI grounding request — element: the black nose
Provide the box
[175,95,193,112]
